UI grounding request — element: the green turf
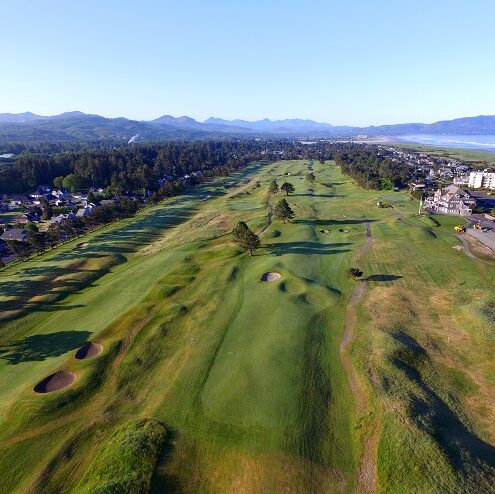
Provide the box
[0,160,494,493]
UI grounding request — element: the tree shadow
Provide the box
[293,194,345,198]
[0,330,91,364]
[365,274,403,282]
[392,358,495,474]
[268,242,352,256]
[295,219,377,227]
[151,428,183,493]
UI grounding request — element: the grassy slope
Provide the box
[73,418,166,494]
[0,161,494,493]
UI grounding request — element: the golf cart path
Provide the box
[456,234,493,265]
[340,221,379,494]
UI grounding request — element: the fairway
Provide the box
[0,161,494,493]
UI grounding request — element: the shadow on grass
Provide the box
[293,193,346,198]
[268,242,353,256]
[294,219,377,227]
[365,274,403,282]
[151,428,183,494]
[392,357,495,474]
[0,330,91,364]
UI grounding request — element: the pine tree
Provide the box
[232,221,261,256]
[268,179,279,195]
[306,172,315,183]
[274,199,295,223]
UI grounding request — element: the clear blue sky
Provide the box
[1,0,494,125]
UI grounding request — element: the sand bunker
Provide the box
[320,229,330,234]
[76,242,89,248]
[75,342,103,360]
[338,229,349,233]
[261,272,282,282]
[34,370,76,393]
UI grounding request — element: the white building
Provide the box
[469,171,495,190]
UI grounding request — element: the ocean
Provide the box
[398,134,495,152]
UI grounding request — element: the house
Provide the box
[30,185,51,199]
[8,195,30,207]
[15,213,38,224]
[0,228,27,242]
[75,207,92,218]
[72,191,87,200]
[410,182,426,191]
[426,185,476,216]
[453,174,470,186]
[49,213,76,224]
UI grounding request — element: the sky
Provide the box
[1,0,494,126]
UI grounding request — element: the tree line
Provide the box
[1,140,411,195]
[332,143,410,189]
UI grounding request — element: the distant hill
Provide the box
[0,112,494,142]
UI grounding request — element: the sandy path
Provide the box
[257,201,274,236]
[340,222,379,494]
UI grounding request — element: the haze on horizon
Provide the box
[1,0,494,126]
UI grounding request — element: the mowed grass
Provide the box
[0,160,494,493]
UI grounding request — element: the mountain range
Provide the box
[0,112,494,143]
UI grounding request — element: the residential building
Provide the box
[425,185,476,216]
[0,228,27,242]
[468,171,495,190]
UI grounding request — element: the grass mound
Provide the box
[73,418,166,494]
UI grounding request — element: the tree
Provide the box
[281,182,295,196]
[27,230,47,254]
[53,176,64,189]
[346,267,364,280]
[232,221,261,256]
[379,178,393,190]
[274,199,295,223]
[6,240,31,261]
[268,179,279,195]
[39,196,53,220]
[306,172,315,183]
[87,191,98,205]
[62,173,86,193]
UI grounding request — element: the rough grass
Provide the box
[73,418,166,494]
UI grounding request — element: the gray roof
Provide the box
[0,228,27,242]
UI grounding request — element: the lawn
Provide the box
[0,161,494,493]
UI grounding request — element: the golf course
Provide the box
[1,160,494,493]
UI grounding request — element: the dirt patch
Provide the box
[260,272,281,282]
[34,370,76,393]
[75,342,103,360]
